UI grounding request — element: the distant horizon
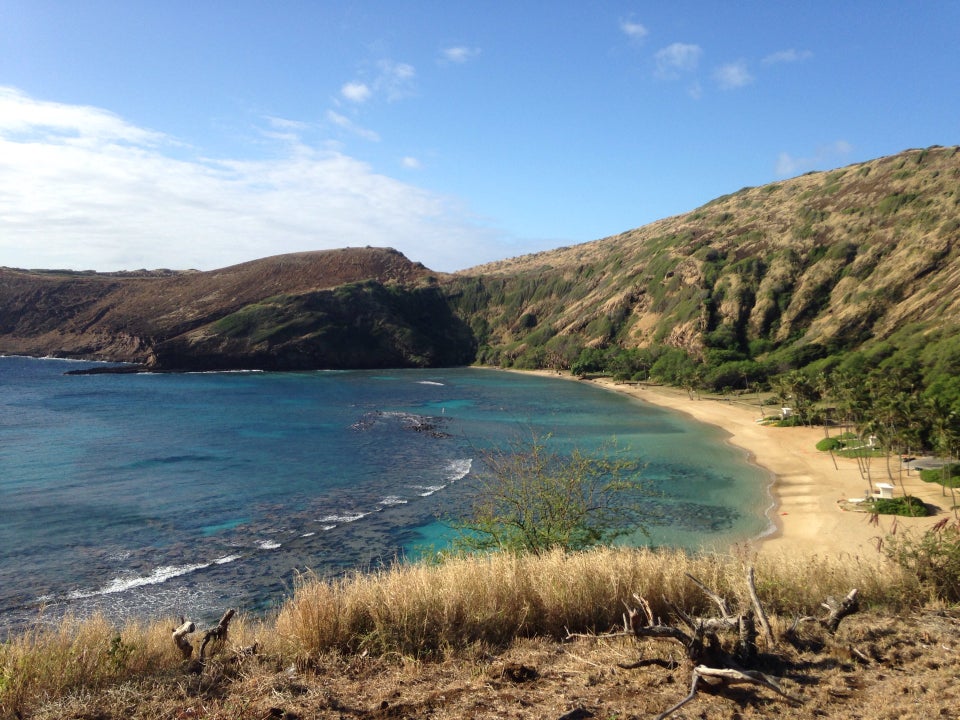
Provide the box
[3,3,957,273]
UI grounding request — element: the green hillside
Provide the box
[446,146,960,404]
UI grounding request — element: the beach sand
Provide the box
[586,379,951,559]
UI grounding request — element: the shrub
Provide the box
[450,432,652,555]
[920,463,960,488]
[816,437,844,452]
[884,520,960,602]
[868,496,929,517]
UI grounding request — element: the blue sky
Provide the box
[1,1,957,272]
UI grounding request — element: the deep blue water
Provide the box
[0,356,772,635]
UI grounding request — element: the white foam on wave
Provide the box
[417,380,444,386]
[445,458,473,481]
[258,540,282,550]
[301,532,316,537]
[320,524,336,531]
[318,512,368,524]
[417,485,446,497]
[379,495,408,506]
[68,562,211,599]
[214,554,241,564]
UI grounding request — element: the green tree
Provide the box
[452,433,651,555]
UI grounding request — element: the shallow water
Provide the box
[0,357,771,635]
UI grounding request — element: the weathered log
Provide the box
[655,665,802,720]
[172,619,196,660]
[822,589,859,633]
[199,608,236,658]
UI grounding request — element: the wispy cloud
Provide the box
[0,87,506,272]
[763,49,813,65]
[619,19,648,42]
[376,60,416,101]
[775,140,853,177]
[441,46,480,64]
[326,110,380,142]
[340,59,416,105]
[401,156,421,169]
[0,86,164,146]
[654,43,702,79]
[714,60,753,90]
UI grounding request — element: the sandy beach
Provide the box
[586,379,951,559]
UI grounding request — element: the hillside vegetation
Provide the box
[449,145,960,403]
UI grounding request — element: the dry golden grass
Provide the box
[0,546,936,719]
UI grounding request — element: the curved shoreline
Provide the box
[506,369,948,559]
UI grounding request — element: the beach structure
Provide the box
[871,483,895,500]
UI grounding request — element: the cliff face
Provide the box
[0,247,475,370]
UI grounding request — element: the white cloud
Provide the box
[714,61,753,90]
[0,86,164,146]
[441,46,480,64]
[401,156,421,169]
[763,49,813,65]
[620,19,648,41]
[775,140,853,177]
[341,82,372,103]
[654,43,702,79]
[0,87,507,272]
[326,110,380,142]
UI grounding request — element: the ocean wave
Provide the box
[214,554,242,564]
[185,369,266,374]
[416,485,446,497]
[445,458,473,481]
[67,562,212,599]
[378,496,408,506]
[417,381,444,386]
[257,540,282,550]
[318,512,369,524]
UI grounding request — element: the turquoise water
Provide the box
[0,357,771,635]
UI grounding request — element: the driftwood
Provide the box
[172,619,196,659]
[199,609,236,658]
[171,609,237,673]
[567,567,861,719]
[656,665,802,720]
[822,588,860,633]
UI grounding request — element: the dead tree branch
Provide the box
[747,566,775,648]
[199,608,236,658]
[822,589,860,633]
[171,619,196,660]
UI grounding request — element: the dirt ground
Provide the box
[27,609,960,720]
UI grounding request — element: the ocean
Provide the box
[0,356,772,636]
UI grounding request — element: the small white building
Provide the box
[873,483,895,499]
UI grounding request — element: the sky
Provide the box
[1,2,958,273]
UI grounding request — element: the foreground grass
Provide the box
[0,546,930,718]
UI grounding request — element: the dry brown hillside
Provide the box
[448,146,960,377]
[0,247,453,368]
